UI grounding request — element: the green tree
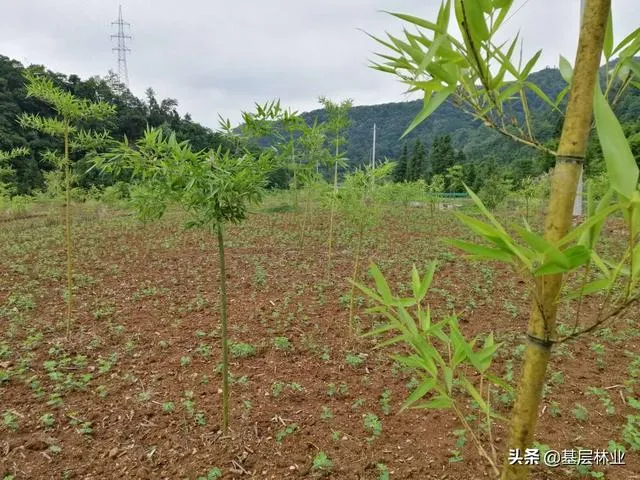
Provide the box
[445,164,464,193]
[478,174,512,210]
[428,135,456,178]
[407,138,427,181]
[463,162,477,191]
[393,143,409,182]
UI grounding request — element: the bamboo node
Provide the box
[526,333,555,350]
[556,155,585,164]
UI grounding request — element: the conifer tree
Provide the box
[429,135,456,177]
[407,138,426,181]
[393,143,409,182]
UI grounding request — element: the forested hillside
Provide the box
[305,65,640,177]
[0,55,226,194]
[1,53,639,195]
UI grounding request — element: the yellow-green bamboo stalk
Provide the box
[348,220,366,332]
[501,1,610,479]
[327,139,340,269]
[64,125,73,339]
[216,222,230,434]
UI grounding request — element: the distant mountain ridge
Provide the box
[302,64,639,170]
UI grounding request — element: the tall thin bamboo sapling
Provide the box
[296,120,332,246]
[427,175,445,215]
[318,96,353,268]
[338,162,394,331]
[19,72,115,339]
[228,100,306,227]
[96,125,276,434]
[281,110,305,210]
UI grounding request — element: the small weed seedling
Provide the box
[275,422,299,443]
[345,353,366,368]
[230,342,256,358]
[272,336,292,351]
[196,468,222,480]
[587,387,616,415]
[364,413,382,442]
[572,404,589,422]
[321,406,334,421]
[380,389,392,415]
[449,429,467,463]
[327,382,349,398]
[312,451,333,475]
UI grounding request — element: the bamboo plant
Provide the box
[95,118,276,433]
[0,147,29,198]
[318,96,353,269]
[19,72,115,339]
[366,0,640,478]
[338,162,394,331]
[296,120,332,246]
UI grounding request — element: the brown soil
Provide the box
[0,205,638,479]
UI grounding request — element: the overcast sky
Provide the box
[0,1,636,128]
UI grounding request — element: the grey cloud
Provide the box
[0,0,637,127]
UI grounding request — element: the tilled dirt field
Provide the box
[1,204,638,479]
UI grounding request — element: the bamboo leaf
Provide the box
[633,242,640,280]
[521,49,542,78]
[574,190,617,249]
[591,251,611,277]
[461,0,490,41]
[401,86,455,138]
[554,85,570,106]
[559,55,573,83]
[443,366,454,393]
[362,323,396,338]
[492,36,519,87]
[387,12,442,32]
[612,27,640,55]
[464,184,507,233]
[593,82,639,199]
[498,83,523,103]
[534,262,570,276]
[416,34,446,77]
[351,280,384,304]
[414,395,453,409]
[526,82,561,112]
[603,11,614,59]
[401,377,438,411]
[491,0,514,32]
[459,374,489,413]
[419,262,437,300]
[369,264,394,303]
[376,334,408,349]
[418,306,432,333]
[436,0,452,32]
[445,239,514,262]
[411,265,421,299]
[485,373,514,393]
[563,245,591,269]
[512,225,555,255]
[566,277,613,300]
[390,354,435,374]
